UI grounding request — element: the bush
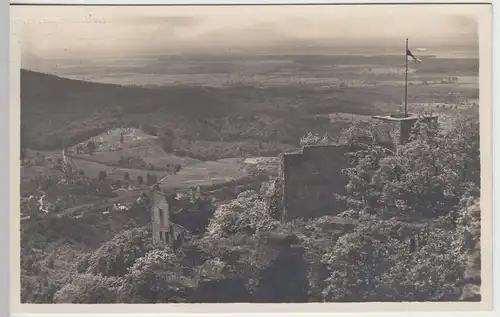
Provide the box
[118,155,147,170]
[117,249,189,303]
[300,132,333,146]
[87,141,97,155]
[21,273,60,303]
[98,170,107,181]
[174,164,182,174]
[140,124,159,136]
[85,227,154,277]
[321,218,465,302]
[207,190,280,236]
[53,274,120,303]
[146,173,157,186]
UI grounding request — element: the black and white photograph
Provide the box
[12,3,492,308]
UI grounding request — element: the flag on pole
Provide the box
[406,48,422,63]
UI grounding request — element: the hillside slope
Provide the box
[68,127,201,169]
[20,70,334,159]
[20,69,237,150]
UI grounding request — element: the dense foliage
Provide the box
[20,114,481,303]
[207,190,280,236]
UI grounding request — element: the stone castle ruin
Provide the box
[279,144,351,221]
[372,113,438,145]
[278,113,437,221]
[150,114,438,247]
[150,187,171,247]
[150,186,198,249]
[145,112,478,301]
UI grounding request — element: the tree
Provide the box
[141,124,159,136]
[191,258,251,303]
[454,197,481,301]
[169,191,216,234]
[321,218,404,302]
[300,132,332,147]
[378,226,466,301]
[262,177,283,221]
[321,217,464,302]
[146,173,155,185]
[82,227,154,277]
[21,268,60,303]
[191,230,308,303]
[453,197,480,253]
[277,216,355,301]
[174,164,182,175]
[151,174,158,184]
[20,123,27,161]
[53,274,119,303]
[320,117,480,302]
[337,118,479,220]
[87,141,96,155]
[98,170,107,181]
[341,120,388,147]
[61,139,70,157]
[117,249,190,303]
[442,116,480,185]
[206,190,280,237]
[159,128,175,153]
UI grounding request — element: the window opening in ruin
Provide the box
[159,231,163,241]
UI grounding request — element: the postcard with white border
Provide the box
[9,1,494,314]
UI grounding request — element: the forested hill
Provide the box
[20,69,241,150]
[20,70,350,159]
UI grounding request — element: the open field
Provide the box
[69,155,257,191]
[30,53,478,87]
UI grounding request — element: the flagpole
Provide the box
[404,38,408,117]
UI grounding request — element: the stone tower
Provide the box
[150,185,172,247]
[372,113,438,144]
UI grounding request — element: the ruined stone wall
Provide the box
[280,144,352,221]
[374,115,439,145]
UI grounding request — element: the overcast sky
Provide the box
[12,4,482,60]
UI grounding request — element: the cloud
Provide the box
[15,4,481,60]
